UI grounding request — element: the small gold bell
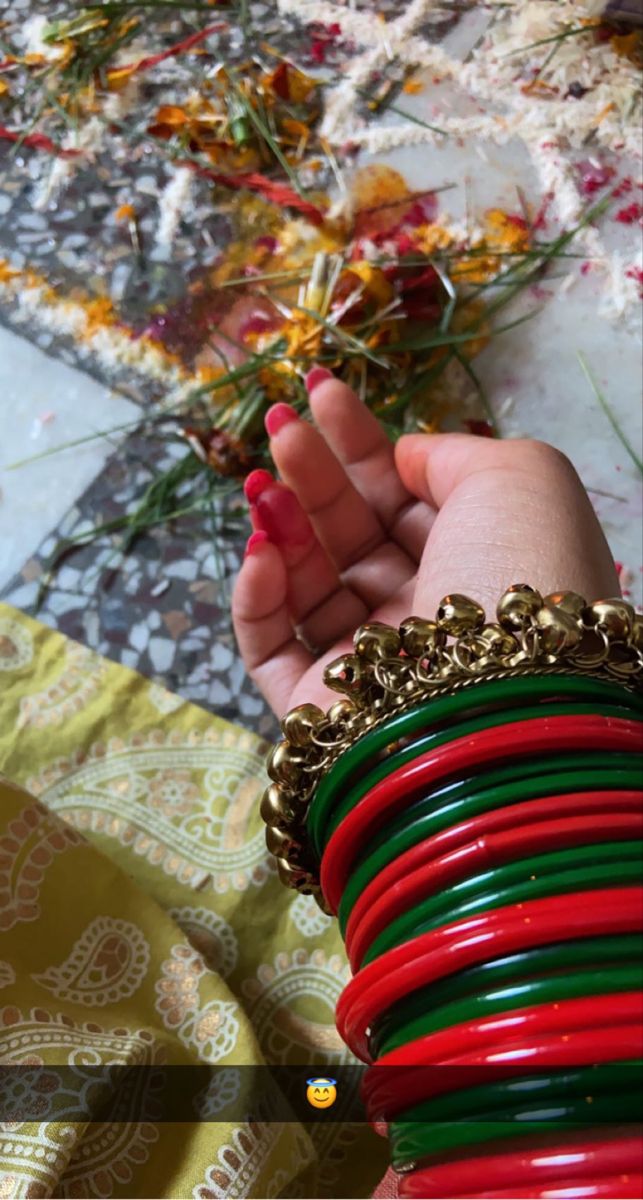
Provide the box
[276,856,315,890]
[399,617,446,658]
[632,613,643,652]
[354,622,401,660]
[281,703,325,747]
[437,595,486,637]
[266,824,301,857]
[327,697,358,725]
[477,623,518,655]
[323,654,366,695]
[535,605,583,654]
[266,740,305,787]
[544,591,586,620]
[461,623,517,667]
[497,584,543,630]
[583,599,635,642]
[260,784,295,828]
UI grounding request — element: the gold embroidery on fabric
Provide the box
[0,798,83,932]
[0,1124,75,1198]
[168,907,238,979]
[149,769,199,817]
[148,683,185,715]
[31,918,150,1007]
[0,1010,163,1199]
[194,1067,242,1120]
[59,1121,160,1199]
[0,618,33,673]
[192,1122,310,1200]
[27,731,273,894]
[0,1006,162,1066]
[0,962,16,990]
[17,642,107,730]
[155,945,240,1063]
[1,1064,60,1126]
[288,894,333,938]
[241,950,352,1066]
[0,605,360,1198]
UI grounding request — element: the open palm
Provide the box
[233,374,619,717]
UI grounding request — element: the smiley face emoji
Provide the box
[306,1077,337,1109]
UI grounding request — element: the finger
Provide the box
[231,532,312,715]
[395,433,620,617]
[244,471,369,652]
[286,575,419,712]
[265,400,416,608]
[265,395,392,566]
[308,372,435,560]
[396,431,524,508]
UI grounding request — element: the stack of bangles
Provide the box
[261,585,643,1199]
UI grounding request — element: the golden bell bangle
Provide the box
[261,584,643,901]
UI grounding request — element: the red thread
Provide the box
[177,160,324,225]
[0,124,80,158]
[117,23,225,77]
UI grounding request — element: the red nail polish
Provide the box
[244,468,274,504]
[244,530,270,558]
[265,402,298,437]
[305,366,333,394]
[255,486,313,549]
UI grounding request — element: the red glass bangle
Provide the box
[320,715,642,911]
[347,803,643,969]
[337,887,643,1059]
[396,1133,643,1198]
[344,791,643,956]
[452,1177,643,1200]
[364,991,643,1068]
[364,1027,643,1122]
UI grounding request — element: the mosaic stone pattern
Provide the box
[0,431,278,739]
[0,4,352,352]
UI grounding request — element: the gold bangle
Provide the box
[261,584,643,901]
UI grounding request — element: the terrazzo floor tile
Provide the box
[0,427,277,738]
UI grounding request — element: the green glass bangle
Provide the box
[389,1096,642,1167]
[367,760,641,859]
[309,674,643,856]
[385,1061,643,1125]
[369,931,643,1056]
[338,755,642,932]
[311,698,640,857]
[370,935,643,1058]
[376,964,643,1057]
[363,845,643,965]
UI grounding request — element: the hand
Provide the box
[232,371,620,717]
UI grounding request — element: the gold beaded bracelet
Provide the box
[261,584,643,902]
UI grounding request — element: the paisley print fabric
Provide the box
[0,604,386,1198]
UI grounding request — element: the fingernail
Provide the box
[265,402,299,437]
[244,530,270,559]
[305,366,333,394]
[244,468,274,504]
[255,486,313,549]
